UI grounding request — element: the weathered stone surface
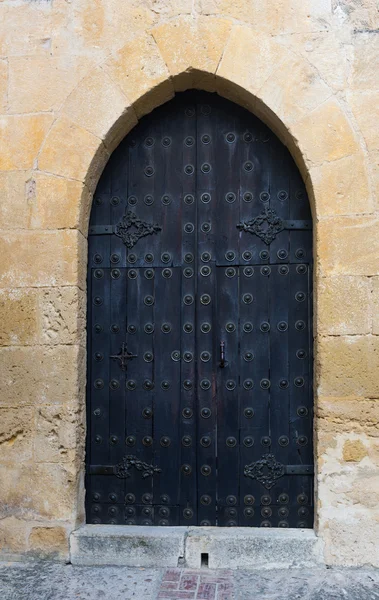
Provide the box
[0,171,33,230]
[0,59,7,113]
[28,526,68,559]
[70,525,324,569]
[343,439,368,462]
[185,527,324,570]
[34,403,85,463]
[217,27,291,101]
[70,525,186,567]
[38,116,109,192]
[309,153,372,217]
[0,462,79,522]
[317,276,371,335]
[0,517,29,555]
[348,91,379,153]
[350,34,379,90]
[321,515,379,567]
[372,277,379,334]
[0,230,86,288]
[8,56,91,113]
[103,34,174,117]
[317,397,379,438]
[195,0,332,35]
[40,287,86,346]
[0,114,53,171]
[29,173,91,233]
[153,17,232,91]
[259,53,332,125]
[0,288,39,346]
[62,66,138,152]
[0,407,34,464]
[0,345,85,407]
[317,216,379,276]
[278,32,348,93]
[293,98,358,165]
[317,336,379,397]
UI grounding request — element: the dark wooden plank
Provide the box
[216,266,240,526]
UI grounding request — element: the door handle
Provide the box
[220,341,226,368]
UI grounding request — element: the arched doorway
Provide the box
[86,91,313,528]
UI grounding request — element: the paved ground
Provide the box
[0,562,379,600]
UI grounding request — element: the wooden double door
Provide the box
[86,91,313,528]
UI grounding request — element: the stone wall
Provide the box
[0,0,378,565]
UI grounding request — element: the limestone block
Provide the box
[321,514,379,567]
[277,32,348,93]
[332,0,379,30]
[308,153,371,217]
[34,403,85,463]
[217,27,292,110]
[69,0,154,57]
[292,98,358,165]
[8,56,91,113]
[38,116,109,192]
[145,0,191,16]
[40,287,86,346]
[0,407,34,464]
[0,517,29,555]
[0,114,53,171]
[28,526,68,559]
[0,288,39,346]
[370,150,379,210]
[258,53,332,125]
[348,91,379,152]
[152,17,232,92]
[29,173,91,233]
[343,439,368,462]
[317,276,371,335]
[0,1,67,57]
[317,396,379,437]
[0,59,7,113]
[62,66,138,153]
[0,345,85,407]
[0,462,79,521]
[317,335,379,397]
[350,33,379,90]
[0,230,86,288]
[372,277,379,334]
[0,171,33,230]
[317,216,379,276]
[195,0,332,35]
[103,33,174,118]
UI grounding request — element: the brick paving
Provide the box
[157,569,234,600]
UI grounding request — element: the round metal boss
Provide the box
[144,323,154,334]
[225,192,236,203]
[201,193,211,203]
[243,436,254,447]
[144,194,154,205]
[201,322,211,333]
[201,134,211,144]
[200,436,211,447]
[184,194,194,205]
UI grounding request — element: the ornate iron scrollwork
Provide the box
[237,207,284,245]
[115,455,162,479]
[244,453,285,489]
[115,210,162,249]
[110,342,137,371]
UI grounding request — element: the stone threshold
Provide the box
[70,525,324,569]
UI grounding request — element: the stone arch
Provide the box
[35,16,371,543]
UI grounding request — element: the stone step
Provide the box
[70,525,324,569]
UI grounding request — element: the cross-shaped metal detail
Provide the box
[110,342,137,371]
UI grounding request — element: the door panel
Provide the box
[86,91,314,528]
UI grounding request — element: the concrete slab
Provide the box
[70,525,324,569]
[70,525,186,567]
[185,526,324,569]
